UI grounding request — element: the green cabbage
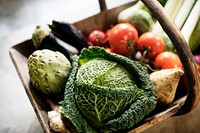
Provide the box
[61,46,157,133]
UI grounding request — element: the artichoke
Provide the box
[61,46,157,133]
[28,49,71,95]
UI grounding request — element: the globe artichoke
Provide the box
[28,49,71,95]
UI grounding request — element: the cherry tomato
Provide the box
[104,29,111,47]
[109,23,138,55]
[88,30,106,46]
[105,29,111,39]
[137,32,165,60]
[154,51,183,70]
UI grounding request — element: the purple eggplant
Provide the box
[32,25,74,59]
[49,20,92,52]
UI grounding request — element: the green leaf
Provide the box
[61,46,157,133]
[61,55,97,133]
[74,80,143,129]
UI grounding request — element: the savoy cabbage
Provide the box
[61,46,157,133]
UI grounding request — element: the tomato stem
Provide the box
[137,61,158,72]
[128,40,136,58]
[140,49,149,62]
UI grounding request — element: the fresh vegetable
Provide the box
[187,18,200,52]
[32,25,71,58]
[166,0,184,20]
[105,29,111,39]
[152,0,200,52]
[61,46,157,133]
[154,51,183,70]
[161,32,174,52]
[88,30,106,46]
[136,32,165,60]
[181,0,200,52]
[174,0,196,29]
[117,0,167,34]
[32,25,51,48]
[194,54,200,64]
[158,0,168,6]
[49,20,92,52]
[194,54,200,72]
[118,1,145,23]
[152,0,184,34]
[118,8,154,35]
[108,23,139,55]
[28,49,71,95]
[47,100,69,133]
[150,67,184,105]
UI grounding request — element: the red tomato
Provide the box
[105,29,111,39]
[109,23,138,55]
[137,32,165,59]
[154,51,183,70]
[88,30,106,46]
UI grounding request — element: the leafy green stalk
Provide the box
[181,0,200,51]
[174,0,196,29]
[188,18,200,52]
[152,0,184,34]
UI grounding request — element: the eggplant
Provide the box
[32,25,74,59]
[49,20,92,52]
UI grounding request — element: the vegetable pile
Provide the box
[87,0,200,71]
[26,0,200,132]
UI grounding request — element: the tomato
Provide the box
[109,23,138,55]
[105,29,111,39]
[136,32,165,60]
[104,29,111,48]
[154,51,183,70]
[88,30,106,46]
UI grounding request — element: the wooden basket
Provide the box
[9,0,200,132]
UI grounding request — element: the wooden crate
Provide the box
[9,0,200,133]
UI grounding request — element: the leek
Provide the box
[174,0,196,29]
[181,0,200,45]
[152,0,184,34]
[151,0,200,52]
[188,18,200,52]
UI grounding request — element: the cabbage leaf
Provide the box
[61,46,157,133]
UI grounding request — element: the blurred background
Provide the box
[0,0,200,133]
